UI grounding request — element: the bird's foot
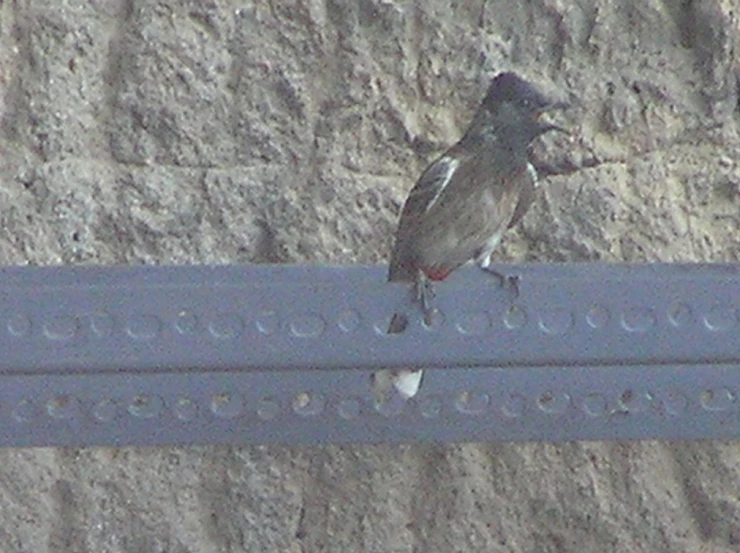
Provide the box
[481,266,521,298]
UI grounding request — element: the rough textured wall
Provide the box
[1,0,740,551]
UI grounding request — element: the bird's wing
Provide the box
[404,155,460,215]
[388,155,460,281]
[506,162,538,230]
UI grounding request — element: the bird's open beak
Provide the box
[542,100,570,112]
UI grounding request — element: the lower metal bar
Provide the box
[1,364,738,446]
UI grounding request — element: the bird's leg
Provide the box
[415,271,437,324]
[485,268,520,297]
[478,256,521,298]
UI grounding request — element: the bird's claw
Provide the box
[482,267,521,298]
[410,277,438,325]
[422,307,438,327]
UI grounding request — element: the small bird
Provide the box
[377,71,568,401]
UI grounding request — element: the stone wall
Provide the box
[1,1,739,551]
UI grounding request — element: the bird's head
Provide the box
[481,72,568,143]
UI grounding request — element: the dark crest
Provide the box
[482,72,553,114]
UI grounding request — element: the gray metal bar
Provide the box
[0,263,738,446]
[1,363,737,447]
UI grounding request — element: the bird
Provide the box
[376,71,568,402]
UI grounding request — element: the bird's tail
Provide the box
[387,247,414,334]
[387,246,416,283]
[387,312,407,334]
